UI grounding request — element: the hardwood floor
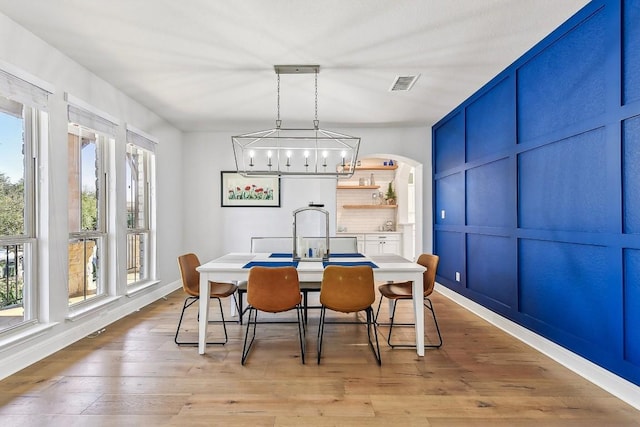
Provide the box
[0,289,638,426]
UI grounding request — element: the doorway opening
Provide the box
[335,155,422,260]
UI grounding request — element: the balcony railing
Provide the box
[1,244,23,309]
[126,232,147,285]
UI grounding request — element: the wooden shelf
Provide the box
[343,204,397,209]
[337,185,380,189]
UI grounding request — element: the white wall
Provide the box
[183,126,432,258]
[0,12,184,378]
[0,10,432,377]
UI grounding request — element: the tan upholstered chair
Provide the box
[375,253,442,349]
[317,265,381,365]
[175,253,239,346]
[241,266,305,365]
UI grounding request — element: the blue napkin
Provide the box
[269,253,292,258]
[322,261,378,268]
[243,261,299,268]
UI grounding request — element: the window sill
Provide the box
[0,321,59,351]
[66,295,122,321]
[126,279,161,297]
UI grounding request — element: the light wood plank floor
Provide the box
[0,289,638,426]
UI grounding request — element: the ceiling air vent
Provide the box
[389,74,420,92]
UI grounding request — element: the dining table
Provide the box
[196,252,427,356]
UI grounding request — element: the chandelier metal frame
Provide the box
[231,65,360,178]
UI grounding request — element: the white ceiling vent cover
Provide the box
[389,74,420,91]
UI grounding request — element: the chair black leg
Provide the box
[174,296,198,345]
[387,299,398,348]
[302,290,309,325]
[317,306,327,364]
[381,297,443,349]
[241,306,306,365]
[237,290,245,325]
[375,296,399,349]
[236,289,252,325]
[317,306,381,365]
[175,296,232,346]
[241,307,258,365]
[373,296,399,348]
[217,297,229,344]
[366,307,382,365]
[296,304,306,364]
[424,297,443,348]
[374,296,384,323]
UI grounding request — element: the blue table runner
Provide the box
[243,261,300,268]
[322,261,378,268]
[268,253,293,258]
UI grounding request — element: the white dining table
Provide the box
[196,252,427,356]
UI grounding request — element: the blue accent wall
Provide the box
[432,0,640,386]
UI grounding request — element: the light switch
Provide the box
[441,210,446,219]
[455,272,460,282]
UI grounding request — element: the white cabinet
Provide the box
[336,232,401,256]
[364,233,401,255]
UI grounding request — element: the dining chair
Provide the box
[328,236,358,254]
[175,253,239,346]
[246,236,338,325]
[250,237,293,253]
[375,253,443,349]
[241,266,306,365]
[317,265,381,365]
[238,237,295,324]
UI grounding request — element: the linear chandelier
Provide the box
[232,65,360,178]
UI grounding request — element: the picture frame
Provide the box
[220,171,281,207]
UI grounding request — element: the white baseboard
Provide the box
[0,280,181,380]
[435,283,640,411]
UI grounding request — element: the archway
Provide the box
[357,153,424,260]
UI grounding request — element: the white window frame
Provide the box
[0,108,38,333]
[0,62,53,337]
[66,94,119,312]
[67,125,109,307]
[125,125,157,291]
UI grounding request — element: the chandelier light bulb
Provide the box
[231,65,360,177]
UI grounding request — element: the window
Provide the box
[67,124,108,305]
[0,65,51,333]
[67,96,117,307]
[0,97,34,332]
[125,126,156,287]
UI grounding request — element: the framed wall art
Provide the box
[220,171,281,207]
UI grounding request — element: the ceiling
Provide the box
[0,0,590,132]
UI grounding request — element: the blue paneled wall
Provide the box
[432,0,640,386]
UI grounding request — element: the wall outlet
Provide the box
[455,271,461,282]
[441,210,446,219]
